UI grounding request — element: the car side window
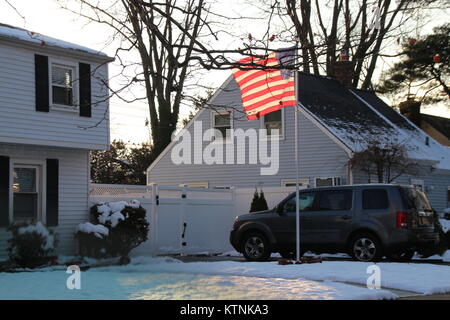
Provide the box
[318,190,353,211]
[283,192,318,212]
[362,189,389,210]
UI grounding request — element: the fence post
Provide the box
[179,184,188,256]
[149,183,159,256]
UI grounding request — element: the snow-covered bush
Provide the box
[76,200,149,261]
[8,222,57,268]
[75,222,110,258]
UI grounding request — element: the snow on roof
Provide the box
[296,73,450,171]
[0,23,112,59]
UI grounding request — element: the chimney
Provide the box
[333,48,354,87]
[399,98,422,126]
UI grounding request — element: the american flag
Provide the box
[232,49,297,120]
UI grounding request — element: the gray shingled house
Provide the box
[147,73,450,213]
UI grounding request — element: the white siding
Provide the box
[0,40,110,150]
[148,78,351,188]
[0,143,89,260]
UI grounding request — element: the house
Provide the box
[411,113,450,147]
[0,24,113,259]
[398,99,450,147]
[147,72,450,213]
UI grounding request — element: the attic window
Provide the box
[262,109,283,138]
[51,63,76,107]
[212,110,232,141]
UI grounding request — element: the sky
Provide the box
[0,0,448,145]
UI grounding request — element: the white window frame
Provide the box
[260,108,285,140]
[314,177,342,187]
[183,182,209,188]
[281,178,310,188]
[211,110,233,143]
[410,179,425,192]
[9,159,46,224]
[49,58,79,112]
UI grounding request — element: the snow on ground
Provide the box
[97,258,450,295]
[1,256,450,299]
[0,268,395,300]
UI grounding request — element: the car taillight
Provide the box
[396,211,408,229]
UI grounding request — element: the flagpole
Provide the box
[294,43,301,262]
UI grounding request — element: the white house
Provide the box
[147,72,450,214]
[0,24,113,259]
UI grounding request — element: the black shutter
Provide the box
[46,159,59,227]
[35,54,49,112]
[0,156,10,227]
[79,63,92,117]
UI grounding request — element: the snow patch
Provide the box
[76,222,109,239]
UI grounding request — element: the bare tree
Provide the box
[255,0,448,89]
[59,0,305,155]
[348,136,421,183]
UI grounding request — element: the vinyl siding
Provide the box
[0,40,109,150]
[0,143,89,260]
[148,78,351,188]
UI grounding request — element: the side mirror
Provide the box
[277,204,285,215]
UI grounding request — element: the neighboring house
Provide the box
[0,24,113,259]
[147,72,450,213]
[418,114,450,147]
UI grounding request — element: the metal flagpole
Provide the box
[294,43,301,262]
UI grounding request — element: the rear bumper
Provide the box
[387,230,439,252]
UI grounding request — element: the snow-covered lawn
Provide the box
[1,257,450,300]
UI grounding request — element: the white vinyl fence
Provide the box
[89,184,300,256]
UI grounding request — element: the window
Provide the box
[318,190,352,211]
[51,62,77,107]
[214,186,231,190]
[315,177,341,187]
[281,178,310,188]
[410,179,425,192]
[362,189,389,210]
[447,187,450,207]
[212,111,232,141]
[283,192,318,213]
[182,182,209,188]
[13,165,41,221]
[262,109,283,137]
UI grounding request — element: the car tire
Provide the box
[241,231,271,261]
[349,233,383,262]
[387,250,415,262]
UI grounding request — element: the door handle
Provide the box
[341,215,352,220]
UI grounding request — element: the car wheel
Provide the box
[387,250,415,262]
[350,233,383,262]
[241,232,271,261]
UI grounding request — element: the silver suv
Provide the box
[230,184,439,262]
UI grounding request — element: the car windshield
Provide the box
[400,187,432,212]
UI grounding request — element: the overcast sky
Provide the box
[0,0,448,145]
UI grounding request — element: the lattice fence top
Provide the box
[90,184,151,197]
